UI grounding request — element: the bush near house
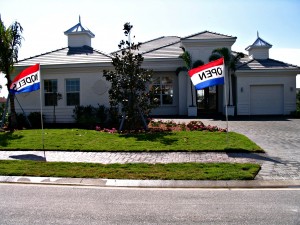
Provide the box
[16,112,43,129]
[73,104,110,129]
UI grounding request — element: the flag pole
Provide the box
[38,64,46,160]
[224,67,229,145]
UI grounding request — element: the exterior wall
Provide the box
[248,48,269,59]
[236,71,297,115]
[14,66,110,123]
[68,34,92,47]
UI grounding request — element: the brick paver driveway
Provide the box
[193,117,300,180]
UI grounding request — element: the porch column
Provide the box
[178,71,187,115]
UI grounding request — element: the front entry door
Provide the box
[197,86,218,115]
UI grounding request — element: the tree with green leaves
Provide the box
[209,47,244,105]
[103,22,157,131]
[0,15,23,129]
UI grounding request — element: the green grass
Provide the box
[0,129,263,152]
[0,160,261,180]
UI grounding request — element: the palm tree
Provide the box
[209,47,244,105]
[0,16,23,128]
[178,49,204,107]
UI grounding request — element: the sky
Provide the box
[1,0,300,96]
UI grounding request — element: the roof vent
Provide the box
[64,16,95,47]
[245,32,272,59]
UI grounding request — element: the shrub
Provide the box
[28,112,43,128]
[73,105,109,129]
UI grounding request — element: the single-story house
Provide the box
[13,19,300,123]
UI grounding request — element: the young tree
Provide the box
[103,22,157,131]
[0,16,23,128]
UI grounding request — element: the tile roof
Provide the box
[181,30,236,40]
[237,58,300,70]
[111,36,182,59]
[16,46,111,66]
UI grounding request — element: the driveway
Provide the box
[171,117,300,180]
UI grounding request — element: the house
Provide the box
[13,19,300,123]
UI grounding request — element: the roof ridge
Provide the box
[110,36,180,55]
[17,47,68,62]
[90,47,112,58]
[266,58,300,68]
[141,39,181,55]
[181,30,235,40]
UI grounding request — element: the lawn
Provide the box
[0,129,263,152]
[0,160,261,180]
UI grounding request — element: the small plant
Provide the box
[186,121,205,131]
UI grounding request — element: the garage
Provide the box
[250,85,284,115]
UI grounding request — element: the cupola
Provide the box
[64,16,95,47]
[245,32,272,59]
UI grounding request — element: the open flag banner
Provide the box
[188,57,224,90]
[10,64,40,94]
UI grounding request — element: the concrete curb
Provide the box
[1,176,300,188]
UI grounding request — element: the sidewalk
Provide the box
[1,175,300,188]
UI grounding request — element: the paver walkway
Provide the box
[0,151,261,164]
[0,117,299,181]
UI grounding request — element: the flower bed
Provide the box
[95,120,226,133]
[146,120,226,132]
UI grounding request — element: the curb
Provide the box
[1,176,300,188]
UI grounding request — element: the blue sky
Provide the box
[1,0,300,96]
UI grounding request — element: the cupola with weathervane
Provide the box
[245,32,272,59]
[64,16,95,48]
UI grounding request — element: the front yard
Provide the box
[0,129,263,152]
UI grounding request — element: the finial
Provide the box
[257,31,259,38]
[79,15,81,24]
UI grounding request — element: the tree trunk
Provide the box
[6,75,18,129]
[8,93,17,129]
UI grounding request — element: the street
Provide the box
[0,183,299,225]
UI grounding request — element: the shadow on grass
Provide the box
[119,132,178,146]
[0,132,24,147]
[9,154,46,162]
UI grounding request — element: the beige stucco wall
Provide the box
[236,71,297,115]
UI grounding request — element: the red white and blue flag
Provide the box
[10,64,40,94]
[188,58,224,90]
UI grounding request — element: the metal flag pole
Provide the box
[224,67,229,145]
[38,64,46,160]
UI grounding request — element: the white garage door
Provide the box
[250,85,284,115]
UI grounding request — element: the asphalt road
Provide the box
[0,183,299,225]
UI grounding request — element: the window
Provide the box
[44,80,57,106]
[152,76,173,105]
[66,79,80,106]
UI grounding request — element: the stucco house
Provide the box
[13,20,300,123]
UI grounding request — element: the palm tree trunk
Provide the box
[190,82,195,107]
[8,93,17,129]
